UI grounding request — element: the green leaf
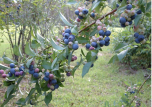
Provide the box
[134,14,142,26]
[36,32,45,49]
[82,62,92,78]
[36,80,42,94]
[117,48,129,61]
[108,55,119,64]
[86,51,91,62]
[140,5,145,13]
[67,0,77,5]
[16,98,26,105]
[25,43,36,57]
[50,37,64,50]
[51,57,57,69]
[81,49,85,57]
[52,64,59,71]
[114,43,128,51]
[146,2,151,12]
[42,60,52,69]
[90,28,98,37]
[68,51,73,65]
[59,12,73,27]
[7,84,15,98]
[13,45,23,57]
[31,40,41,49]
[0,63,9,70]
[1,95,15,107]
[91,1,101,10]
[145,12,151,17]
[77,37,89,44]
[26,58,33,68]
[25,88,36,103]
[44,92,52,106]
[71,25,78,35]
[3,57,15,64]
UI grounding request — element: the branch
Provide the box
[78,8,117,33]
[129,74,151,106]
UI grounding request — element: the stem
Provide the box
[129,74,151,106]
[78,8,117,33]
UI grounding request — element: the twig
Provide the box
[129,74,151,106]
[78,8,117,33]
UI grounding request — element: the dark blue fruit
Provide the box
[121,23,126,27]
[99,40,105,47]
[51,79,57,84]
[126,4,132,10]
[64,29,71,34]
[72,44,79,50]
[116,4,119,8]
[104,37,110,43]
[43,76,49,81]
[10,68,15,74]
[10,63,15,68]
[131,14,137,20]
[64,33,70,39]
[105,42,110,46]
[33,73,39,78]
[19,66,25,71]
[29,65,34,71]
[135,39,140,43]
[105,30,111,36]
[54,84,59,89]
[75,10,79,15]
[78,15,84,19]
[129,21,132,25]
[82,9,88,14]
[134,33,139,38]
[68,36,74,42]
[86,43,91,49]
[91,42,97,48]
[66,72,71,76]
[64,39,69,45]
[99,30,105,36]
[119,17,126,24]
[45,72,50,77]
[137,10,142,14]
[8,72,13,77]
[29,70,34,74]
[90,13,95,18]
[138,35,145,42]
[91,64,94,67]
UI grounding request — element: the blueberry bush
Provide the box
[0,0,151,106]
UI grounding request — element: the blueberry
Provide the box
[54,84,59,89]
[45,72,50,77]
[75,10,79,15]
[99,40,105,47]
[105,42,110,46]
[6,6,9,8]
[121,23,126,27]
[96,56,98,60]
[68,36,74,42]
[66,72,71,76]
[129,21,132,25]
[138,35,144,42]
[131,14,137,20]
[135,39,140,43]
[72,44,79,50]
[10,63,15,68]
[116,4,119,8]
[137,10,142,14]
[43,76,49,81]
[126,4,132,10]
[29,65,34,71]
[70,35,75,39]
[91,42,97,48]
[105,30,111,36]
[86,43,91,49]
[91,64,94,67]
[10,68,16,74]
[78,15,84,19]
[19,66,25,71]
[64,29,71,34]
[33,73,39,78]
[64,39,69,45]
[134,33,139,38]
[29,70,34,74]
[17,7,20,10]
[90,13,95,18]
[15,72,20,77]
[82,9,88,14]
[64,33,70,39]
[119,17,126,24]
[104,37,110,43]
[51,79,57,84]
[8,72,13,77]
[99,30,105,36]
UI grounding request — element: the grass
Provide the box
[0,28,151,107]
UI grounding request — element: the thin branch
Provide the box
[78,8,117,33]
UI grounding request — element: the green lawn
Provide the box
[0,28,151,107]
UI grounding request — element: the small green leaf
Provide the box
[134,14,142,26]
[16,98,26,105]
[68,51,73,65]
[51,57,57,69]
[0,63,9,70]
[36,80,42,94]
[42,60,52,69]
[31,40,41,49]
[77,37,89,44]
[7,85,15,98]
[108,55,119,64]
[117,48,129,61]
[25,43,36,57]
[81,49,85,57]
[25,88,36,103]
[140,5,145,13]
[114,43,128,51]
[91,1,101,10]
[82,62,92,78]
[86,51,91,62]
[50,37,64,50]
[146,2,151,12]
[71,25,78,34]
[3,57,15,64]
[26,58,33,68]
[145,12,151,17]
[59,12,73,27]
[67,0,77,5]
[1,95,15,107]
[13,45,23,57]
[44,92,52,106]
[90,27,98,37]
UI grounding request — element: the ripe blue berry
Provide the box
[131,14,137,20]
[43,76,49,81]
[134,33,139,38]
[68,36,74,42]
[104,37,110,43]
[29,65,34,71]
[116,4,119,8]
[8,72,13,77]
[51,79,57,84]
[135,39,140,43]
[78,15,84,19]
[64,29,71,34]
[10,68,15,74]
[45,72,50,77]
[10,63,15,68]
[119,17,126,24]
[126,4,132,10]
[33,73,39,78]
[99,40,105,47]
[105,42,110,46]
[75,10,79,15]
[137,10,142,14]
[72,44,79,50]
[64,33,70,39]
[105,30,111,36]
[82,9,88,14]
[138,35,144,42]
[91,42,97,48]
[121,23,126,27]
[129,21,132,25]
[91,64,94,67]
[90,13,95,18]
[29,70,34,74]
[86,43,91,49]
[19,66,25,71]
[54,84,59,89]
[64,39,69,45]
[66,72,71,76]
[99,30,105,36]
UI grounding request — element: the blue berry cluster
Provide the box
[62,28,79,50]
[28,61,40,78]
[134,33,145,43]
[75,7,88,22]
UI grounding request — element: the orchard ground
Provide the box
[0,28,151,107]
